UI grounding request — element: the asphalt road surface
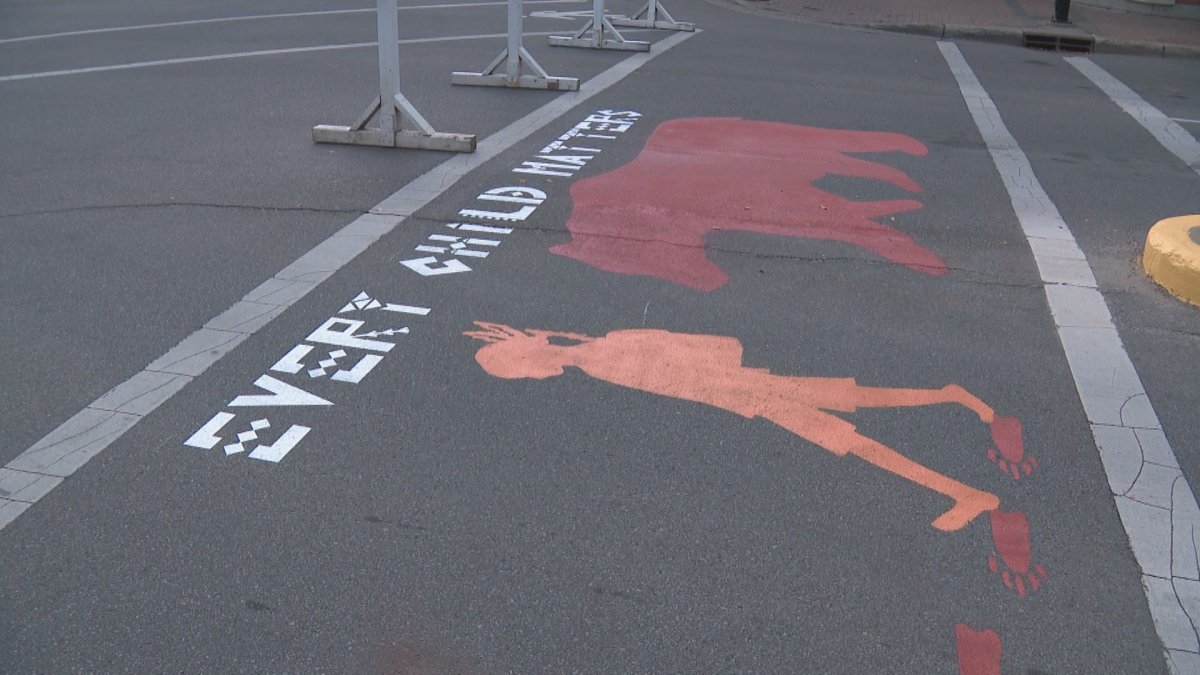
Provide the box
[2,0,1199,672]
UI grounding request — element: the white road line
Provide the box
[0,32,563,83]
[940,42,1200,675]
[0,0,583,45]
[0,28,699,532]
[1171,118,1200,127]
[1066,58,1200,178]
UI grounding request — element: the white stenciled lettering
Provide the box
[537,154,591,166]
[222,418,310,462]
[593,109,642,120]
[339,292,431,316]
[400,255,473,276]
[307,317,397,353]
[228,375,332,407]
[478,186,547,204]
[447,222,513,235]
[540,140,603,154]
[459,203,539,221]
[271,344,386,385]
[184,412,310,463]
[184,412,236,449]
[416,234,500,258]
[512,161,579,178]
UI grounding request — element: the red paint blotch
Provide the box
[988,509,1047,596]
[988,415,1037,480]
[553,117,948,290]
[955,623,1002,675]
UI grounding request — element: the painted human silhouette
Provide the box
[466,322,1045,593]
[551,118,948,291]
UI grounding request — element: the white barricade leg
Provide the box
[610,0,695,31]
[548,0,651,51]
[452,0,580,90]
[312,0,475,152]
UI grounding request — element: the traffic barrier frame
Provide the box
[610,0,695,31]
[452,0,580,90]
[313,0,476,151]
[549,0,651,51]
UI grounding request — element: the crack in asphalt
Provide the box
[1133,326,1200,343]
[401,213,1046,291]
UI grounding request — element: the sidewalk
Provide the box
[724,0,1200,56]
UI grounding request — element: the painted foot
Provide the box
[955,624,1001,675]
[988,416,1036,479]
[988,509,1047,597]
[931,489,1000,532]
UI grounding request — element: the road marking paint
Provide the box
[189,111,643,457]
[0,28,699,532]
[0,32,562,83]
[1171,118,1200,127]
[956,624,1003,675]
[466,323,1035,540]
[1066,58,1200,178]
[940,41,1200,672]
[0,0,583,45]
[550,117,946,290]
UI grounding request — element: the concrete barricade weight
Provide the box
[452,0,580,90]
[610,0,695,31]
[549,0,651,51]
[312,0,476,152]
[1143,215,1200,307]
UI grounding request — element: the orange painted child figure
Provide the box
[466,322,1047,596]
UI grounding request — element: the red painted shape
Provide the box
[553,117,948,291]
[466,322,1006,532]
[989,509,1047,596]
[991,510,1030,572]
[955,624,1002,675]
[988,415,1036,479]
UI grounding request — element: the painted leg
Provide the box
[848,384,995,421]
[824,427,999,531]
[850,385,1037,479]
[987,509,1047,597]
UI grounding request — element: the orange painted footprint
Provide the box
[988,509,1047,597]
[987,416,1037,479]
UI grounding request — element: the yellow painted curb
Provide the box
[1143,215,1200,308]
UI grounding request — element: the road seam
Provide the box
[939,41,1200,675]
[0,0,584,45]
[0,28,699,531]
[0,31,572,83]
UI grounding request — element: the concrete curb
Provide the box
[713,0,1200,58]
[1143,215,1200,307]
